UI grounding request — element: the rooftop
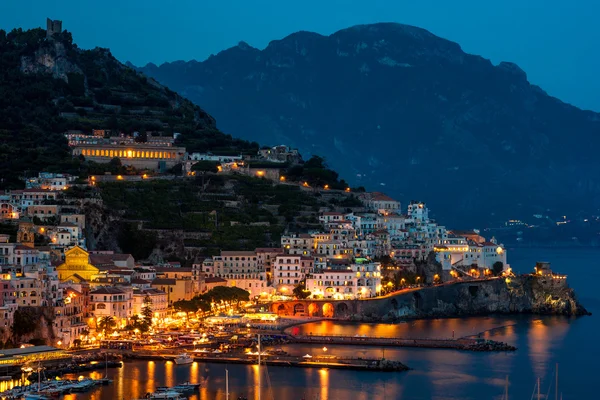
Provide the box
[90,286,127,295]
[151,278,177,285]
[205,277,227,284]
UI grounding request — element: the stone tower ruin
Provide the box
[46,18,63,38]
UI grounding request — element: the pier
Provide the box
[287,334,516,351]
[125,352,409,372]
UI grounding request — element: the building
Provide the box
[281,234,314,256]
[132,288,168,319]
[151,278,194,306]
[89,252,135,270]
[273,255,314,293]
[204,277,227,292]
[25,173,75,191]
[72,145,186,172]
[60,214,86,231]
[435,236,508,272]
[255,248,282,282]
[56,287,88,347]
[89,286,133,328]
[189,153,242,162]
[213,251,260,275]
[258,145,300,163]
[27,205,59,221]
[361,192,401,214]
[56,246,100,282]
[306,259,382,299]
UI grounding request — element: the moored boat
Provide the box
[173,353,193,365]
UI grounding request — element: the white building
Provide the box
[407,201,429,222]
[89,286,133,328]
[435,236,508,272]
[273,255,314,292]
[189,153,242,162]
[213,251,268,297]
[306,260,382,299]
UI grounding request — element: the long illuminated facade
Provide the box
[73,145,186,171]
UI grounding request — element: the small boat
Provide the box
[23,394,50,400]
[171,382,201,392]
[173,353,193,365]
[147,391,186,399]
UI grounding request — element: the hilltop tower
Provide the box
[46,18,63,38]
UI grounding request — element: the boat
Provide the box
[173,353,193,365]
[147,391,186,399]
[99,353,113,385]
[69,379,95,392]
[171,382,200,393]
[23,394,50,400]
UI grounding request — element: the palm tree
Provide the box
[98,316,116,333]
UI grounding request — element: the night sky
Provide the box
[1,0,598,111]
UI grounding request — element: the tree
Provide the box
[293,281,311,299]
[98,316,116,333]
[493,261,504,276]
[191,160,219,173]
[141,295,153,326]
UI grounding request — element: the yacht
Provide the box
[173,353,193,365]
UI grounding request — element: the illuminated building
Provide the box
[56,246,100,282]
[306,259,382,299]
[72,144,186,172]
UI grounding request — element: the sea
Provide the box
[9,248,600,400]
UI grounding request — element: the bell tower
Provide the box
[17,218,35,247]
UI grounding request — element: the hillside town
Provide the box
[0,134,511,348]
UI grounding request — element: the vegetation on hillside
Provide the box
[285,156,350,190]
[97,174,326,258]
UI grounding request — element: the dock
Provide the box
[288,334,516,351]
[125,352,409,372]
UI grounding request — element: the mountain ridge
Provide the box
[136,22,600,226]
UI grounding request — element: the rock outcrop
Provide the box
[354,276,590,322]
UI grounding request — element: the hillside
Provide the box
[0,26,257,189]
[137,23,600,227]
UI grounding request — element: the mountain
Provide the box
[137,23,600,227]
[0,26,256,188]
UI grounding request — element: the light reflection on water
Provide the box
[54,314,590,400]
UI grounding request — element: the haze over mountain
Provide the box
[137,23,600,227]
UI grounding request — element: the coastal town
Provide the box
[0,129,519,348]
[0,15,594,400]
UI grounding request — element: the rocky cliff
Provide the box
[356,276,590,321]
[137,22,600,226]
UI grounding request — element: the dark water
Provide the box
[16,248,597,400]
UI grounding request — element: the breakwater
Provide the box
[288,334,516,351]
[124,352,409,372]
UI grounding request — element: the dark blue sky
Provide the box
[1,0,598,111]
